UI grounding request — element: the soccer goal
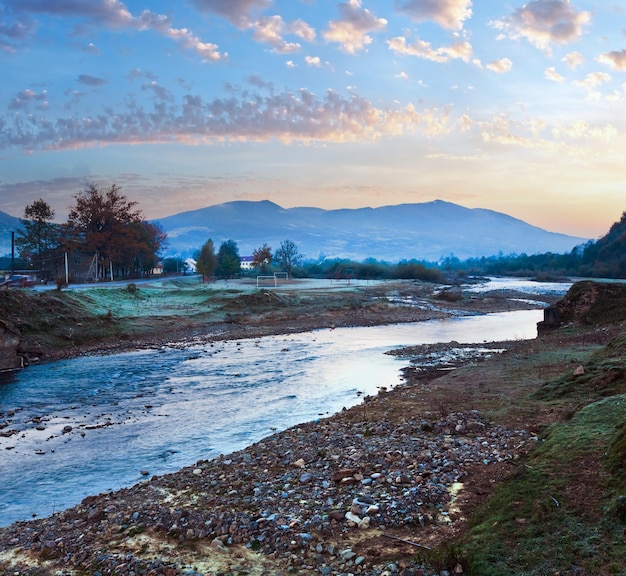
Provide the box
[256,275,277,288]
[256,272,290,288]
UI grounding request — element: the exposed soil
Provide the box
[1,279,624,575]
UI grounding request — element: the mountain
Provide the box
[156,200,588,262]
[0,211,22,257]
[579,210,626,278]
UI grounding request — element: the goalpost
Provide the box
[256,272,289,288]
[256,275,276,288]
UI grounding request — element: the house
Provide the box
[240,256,255,271]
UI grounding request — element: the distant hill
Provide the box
[0,211,22,257]
[580,210,626,278]
[155,200,588,262]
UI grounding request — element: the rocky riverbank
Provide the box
[0,368,535,576]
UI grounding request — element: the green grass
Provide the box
[458,355,626,575]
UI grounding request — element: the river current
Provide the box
[0,294,559,526]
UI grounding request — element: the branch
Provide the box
[382,533,431,550]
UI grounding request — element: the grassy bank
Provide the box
[441,293,626,574]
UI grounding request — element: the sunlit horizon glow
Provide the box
[1,0,625,240]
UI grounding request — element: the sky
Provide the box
[0,0,625,240]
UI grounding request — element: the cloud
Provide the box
[2,0,227,62]
[305,56,321,67]
[387,36,472,63]
[574,71,611,90]
[475,112,617,153]
[189,0,272,28]
[287,19,316,42]
[598,49,626,71]
[0,13,35,52]
[486,58,512,73]
[252,15,301,53]
[8,89,48,110]
[0,85,450,151]
[394,0,472,31]
[78,74,107,87]
[165,27,226,62]
[544,66,565,82]
[323,0,387,55]
[563,51,584,69]
[81,42,100,54]
[491,0,591,53]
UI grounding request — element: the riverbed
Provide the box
[0,308,548,527]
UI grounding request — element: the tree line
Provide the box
[193,238,304,280]
[15,184,167,283]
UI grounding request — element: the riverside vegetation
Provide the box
[0,277,625,575]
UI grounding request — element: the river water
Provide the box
[0,304,552,527]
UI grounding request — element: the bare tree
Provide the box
[274,239,303,277]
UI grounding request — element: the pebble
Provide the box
[0,404,533,576]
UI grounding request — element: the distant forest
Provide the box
[449,210,626,280]
[276,210,626,282]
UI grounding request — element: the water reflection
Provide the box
[0,309,543,526]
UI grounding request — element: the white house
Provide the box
[240,256,255,270]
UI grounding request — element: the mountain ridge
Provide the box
[155,199,588,262]
[0,200,589,261]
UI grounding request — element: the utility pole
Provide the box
[11,231,15,275]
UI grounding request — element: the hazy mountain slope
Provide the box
[156,200,588,262]
[0,211,22,257]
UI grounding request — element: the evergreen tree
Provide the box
[196,239,217,280]
[216,239,241,278]
[16,199,60,278]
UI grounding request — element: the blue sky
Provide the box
[0,0,625,238]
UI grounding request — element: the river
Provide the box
[0,303,553,527]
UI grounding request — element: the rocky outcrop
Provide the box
[0,321,22,372]
[538,280,626,333]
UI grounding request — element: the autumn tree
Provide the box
[16,199,61,278]
[196,238,217,281]
[215,239,241,278]
[252,243,272,273]
[65,183,166,279]
[274,239,303,277]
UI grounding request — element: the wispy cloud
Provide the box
[387,36,472,63]
[544,66,565,82]
[78,74,106,87]
[486,58,512,73]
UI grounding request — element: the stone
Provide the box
[345,511,361,526]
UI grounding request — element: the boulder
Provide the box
[0,322,22,372]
